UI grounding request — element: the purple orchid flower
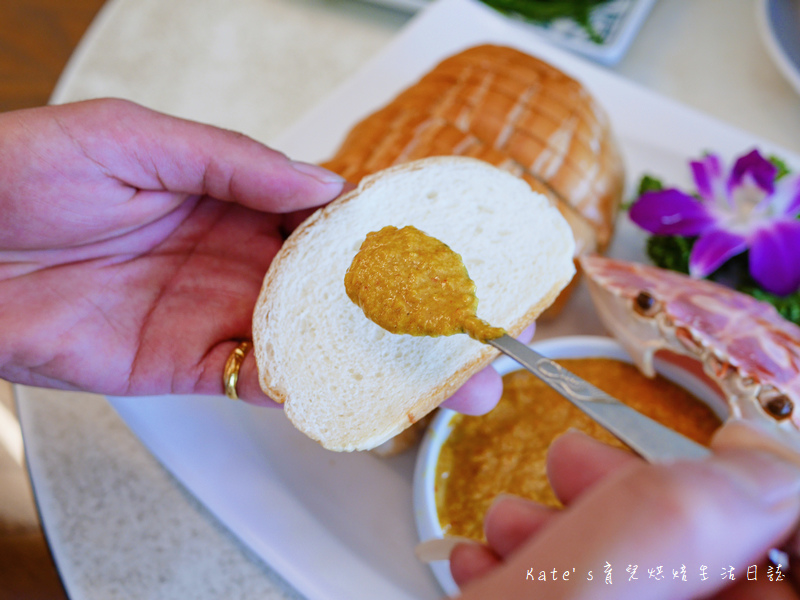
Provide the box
[630,149,800,296]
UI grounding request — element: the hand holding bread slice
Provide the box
[252,157,576,451]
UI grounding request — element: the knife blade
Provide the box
[487,334,712,462]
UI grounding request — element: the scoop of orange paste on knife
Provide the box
[344,225,505,342]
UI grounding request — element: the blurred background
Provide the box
[0,2,104,597]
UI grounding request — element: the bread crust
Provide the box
[319,44,625,320]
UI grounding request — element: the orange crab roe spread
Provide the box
[344,225,504,341]
[435,357,722,541]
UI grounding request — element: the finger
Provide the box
[280,182,357,236]
[458,450,800,600]
[450,542,501,589]
[517,322,536,344]
[451,496,558,587]
[715,421,800,591]
[233,348,282,408]
[440,323,536,415]
[61,99,347,212]
[201,340,282,408]
[439,366,503,415]
[547,429,641,505]
[712,419,800,469]
[483,495,559,558]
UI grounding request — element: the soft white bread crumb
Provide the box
[253,157,576,451]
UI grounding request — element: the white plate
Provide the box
[107,0,800,599]
[357,0,658,65]
[359,0,428,11]
[413,336,729,596]
[757,0,800,96]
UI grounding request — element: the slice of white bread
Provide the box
[253,157,576,451]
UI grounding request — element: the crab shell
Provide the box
[580,255,800,456]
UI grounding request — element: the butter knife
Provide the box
[487,334,712,462]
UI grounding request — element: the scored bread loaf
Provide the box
[320,44,625,318]
[253,157,576,451]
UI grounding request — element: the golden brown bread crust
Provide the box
[320,45,625,318]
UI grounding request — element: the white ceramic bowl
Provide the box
[412,335,728,596]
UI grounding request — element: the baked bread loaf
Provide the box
[253,157,576,451]
[320,44,625,316]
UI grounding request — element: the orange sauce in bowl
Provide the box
[434,357,722,540]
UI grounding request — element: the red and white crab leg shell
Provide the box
[579,255,800,455]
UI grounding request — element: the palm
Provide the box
[0,99,336,399]
[0,196,287,394]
